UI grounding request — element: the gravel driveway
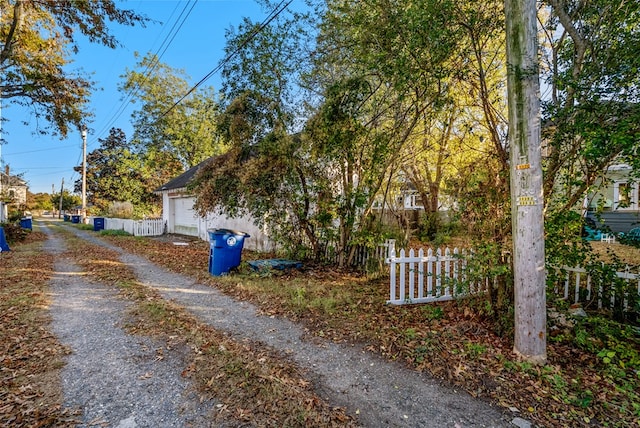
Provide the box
[42,222,522,428]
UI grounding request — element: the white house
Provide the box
[155,160,275,252]
[0,170,28,222]
[587,164,639,232]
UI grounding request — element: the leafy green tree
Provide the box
[0,0,147,136]
[541,0,640,213]
[121,53,225,173]
[27,191,53,212]
[219,2,313,132]
[304,77,400,264]
[400,105,469,240]
[193,3,324,258]
[193,93,323,259]
[302,0,460,258]
[446,1,511,243]
[76,128,161,217]
[312,0,511,249]
[400,0,509,239]
[194,0,513,264]
[51,191,81,214]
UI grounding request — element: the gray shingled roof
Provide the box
[0,172,27,187]
[154,158,210,193]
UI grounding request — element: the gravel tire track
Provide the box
[55,222,518,427]
[43,223,219,427]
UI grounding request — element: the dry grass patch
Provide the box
[589,241,640,267]
[127,298,355,427]
[0,231,79,427]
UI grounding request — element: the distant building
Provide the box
[0,168,28,222]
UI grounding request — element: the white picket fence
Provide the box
[92,217,165,237]
[386,240,640,309]
[386,243,486,305]
[553,265,640,310]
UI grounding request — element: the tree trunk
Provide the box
[504,0,547,365]
[0,1,24,65]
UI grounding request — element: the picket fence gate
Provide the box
[99,218,165,237]
[386,242,486,305]
[386,241,640,309]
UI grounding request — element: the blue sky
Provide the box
[1,0,278,194]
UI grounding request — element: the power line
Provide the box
[159,0,293,119]
[91,0,196,142]
[90,1,199,144]
[2,144,78,156]
[12,166,73,170]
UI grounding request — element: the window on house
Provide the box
[618,183,631,208]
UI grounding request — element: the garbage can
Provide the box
[207,229,250,276]
[71,215,80,224]
[64,214,70,222]
[20,218,32,230]
[0,227,10,252]
[94,217,105,232]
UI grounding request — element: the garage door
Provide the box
[171,197,199,236]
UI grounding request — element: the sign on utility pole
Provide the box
[504,0,547,364]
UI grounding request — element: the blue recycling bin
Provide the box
[0,227,10,252]
[94,217,105,231]
[208,229,250,276]
[20,218,32,230]
[71,215,80,224]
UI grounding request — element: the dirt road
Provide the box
[42,221,518,427]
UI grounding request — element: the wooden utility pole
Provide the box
[81,125,87,223]
[504,0,547,364]
[58,178,64,219]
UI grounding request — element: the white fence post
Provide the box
[388,240,397,303]
[427,248,433,298]
[417,248,424,300]
[408,249,415,302]
[399,249,406,303]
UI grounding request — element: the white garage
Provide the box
[155,160,275,252]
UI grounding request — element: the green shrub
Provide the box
[572,316,640,379]
[99,229,131,236]
[7,210,23,223]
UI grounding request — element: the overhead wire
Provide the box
[158,0,293,120]
[65,0,291,191]
[90,0,198,145]
[3,144,78,156]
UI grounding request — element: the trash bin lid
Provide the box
[207,228,250,237]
